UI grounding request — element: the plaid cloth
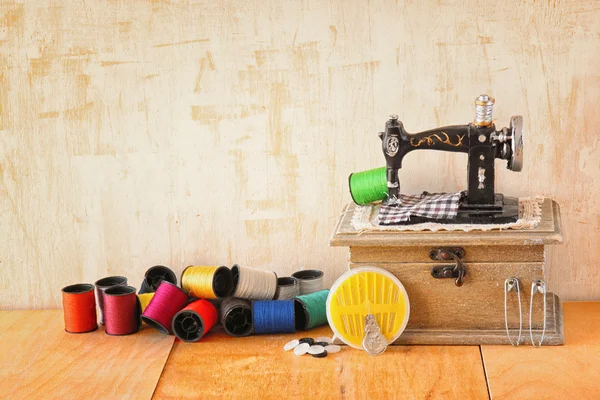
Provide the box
[377,192,464,225]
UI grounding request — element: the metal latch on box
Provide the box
[429,248,466,287]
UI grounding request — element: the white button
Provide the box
[308,345,325,355]
[325,345,341,354]
[315,336,333,344]
[284,339,300,351]
[293,342,310,356]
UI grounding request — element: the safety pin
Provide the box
[529,280,547,347]
[504,277,522,346]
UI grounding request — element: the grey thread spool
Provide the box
[275,277,299,300]
[139,265,177,294]
[231,265,277,300]
[94,276,128,325]
[220,297,253,337]
[292,270,324,295]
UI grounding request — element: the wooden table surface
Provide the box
[154,325,488,400]
[1,302,599,400]
[0,311,175,400]
[481,302,600,399]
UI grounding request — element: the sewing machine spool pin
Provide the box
[379,94,524,224]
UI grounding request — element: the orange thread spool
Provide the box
[171,299,218,342]
[62,284,98,333]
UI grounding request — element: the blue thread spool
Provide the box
[252,300,295,334]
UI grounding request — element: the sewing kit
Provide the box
[333,95,564,346]
[326,268,410,354]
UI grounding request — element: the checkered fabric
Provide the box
[377,192,464,225]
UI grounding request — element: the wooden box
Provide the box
[330,199,564,345]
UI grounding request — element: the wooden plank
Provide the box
[330,200,563,247]
[153,326,489,400]
[0,310,175,400]
[350,245,545,263]
[351,262,545,330]
[482,302,600,399]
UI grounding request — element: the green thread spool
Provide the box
[294,289,329,330]
[348,167,388,205]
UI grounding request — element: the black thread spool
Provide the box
[94,276,128,325]
[138,265,177,294]
[292,270,324,295]
[220,297,253,337]
[274,277,299,300]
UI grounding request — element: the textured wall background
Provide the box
[1,0,599,308]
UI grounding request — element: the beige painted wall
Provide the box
[1,0,599,309]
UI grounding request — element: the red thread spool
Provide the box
[172,299,218,342]
[62,284,98,334]
[141,281,188,334]
[104,285,140,335]
[94,276,128,325]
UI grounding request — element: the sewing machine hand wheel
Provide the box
[508,116,524,172]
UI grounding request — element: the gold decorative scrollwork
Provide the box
[410,131,465,148]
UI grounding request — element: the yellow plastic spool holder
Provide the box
[326,267,410,349]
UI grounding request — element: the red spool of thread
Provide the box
[94,276,128,325]
[141,281,188,334]
[62,284,98,334]
[172,299,218,342]
[104,285,140,335]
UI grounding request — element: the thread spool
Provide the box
[292,270,324,295]
[141,281,188,334]
[252,300,295,334]
[274,277,299,300]
[231,265,277,300]
[138,293,155,312]
[181,266,233,299]
[62,284,98,334]
[104,285,140,336]
[172,299,218,342]
[220,297,253,337]
[348,167,388,205]
[294,289,329,330]
[138,265,178,294]
[474,94,495,127]
[94,276,128,325]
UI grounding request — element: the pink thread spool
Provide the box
[141,281,188,334]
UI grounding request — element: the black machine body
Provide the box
[379,95,524,224]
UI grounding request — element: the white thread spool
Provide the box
[231,265,277,300]
[292,270,324,295]
[274,277,299,300]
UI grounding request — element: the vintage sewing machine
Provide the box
[379,94,524,224]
